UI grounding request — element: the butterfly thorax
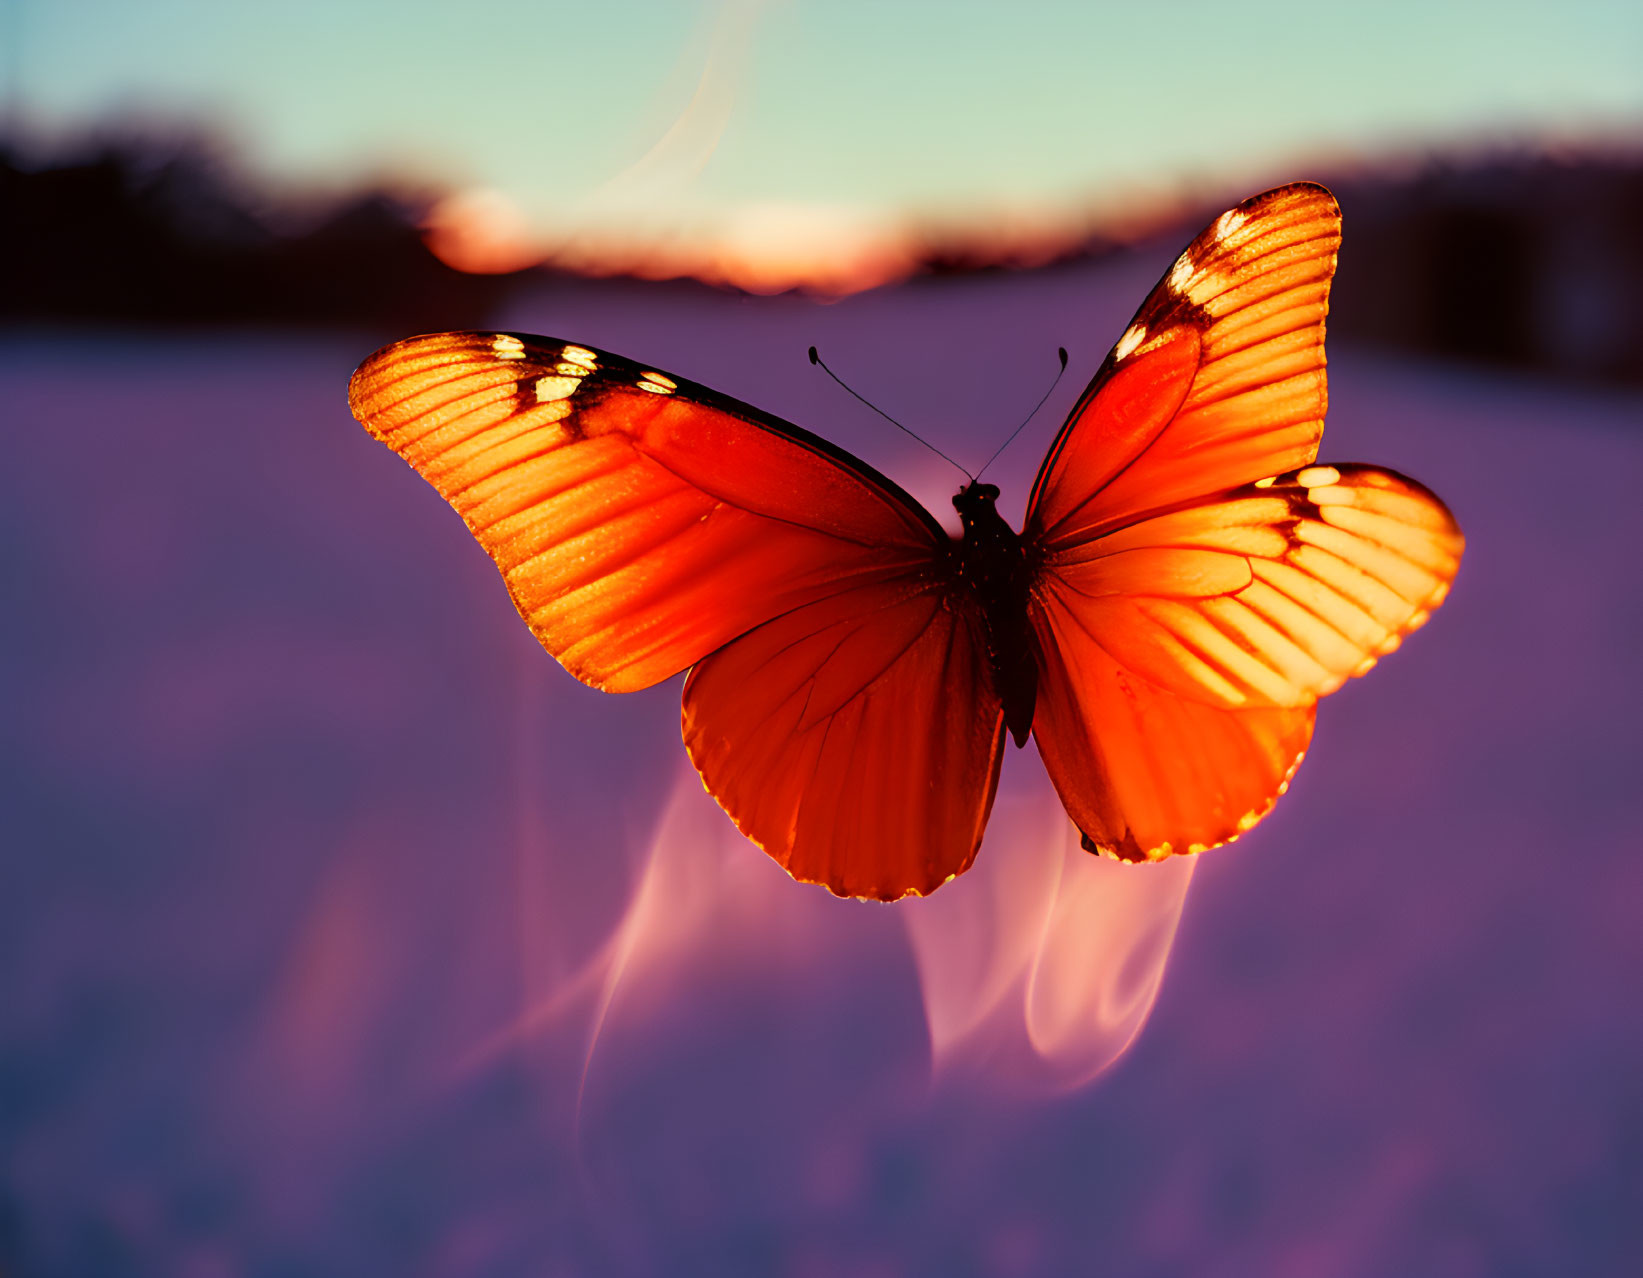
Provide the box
[951,482,1038,748]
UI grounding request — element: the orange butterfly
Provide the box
[348,183,1462,901]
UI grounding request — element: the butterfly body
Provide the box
[348,183,1464,901]
[949,481,1039,747]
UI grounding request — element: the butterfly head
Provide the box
[952,481,1001,526]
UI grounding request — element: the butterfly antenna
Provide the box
[808,346,973,482]
[973,346,1069,483]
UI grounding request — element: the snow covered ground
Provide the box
[3,251,1640,1275]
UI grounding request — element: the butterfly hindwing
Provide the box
[681,574,1006,900]
[348,331,946,694]
[1029,606,1316,862]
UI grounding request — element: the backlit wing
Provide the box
[1022,184,1464,861]
[1027,465,1460,861]
[1026,182,1341,548]
[1035,465,1463,710]
[682,575,1006,900]
[348,332,946,692]
[1030,606,1315,862]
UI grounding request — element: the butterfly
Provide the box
[347,182,1463,901]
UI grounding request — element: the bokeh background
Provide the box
[4,2,1642,1275]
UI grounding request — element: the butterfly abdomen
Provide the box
[951,482,1038,747]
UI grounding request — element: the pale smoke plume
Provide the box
[427,0,773,277]
[426,0,924,293]
[903,756,1195,1094]
[591,0,768,211]
[471,750,1193,1105]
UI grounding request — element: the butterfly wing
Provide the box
[1026,182,1342,548]
[1029,465,1461,861]
[348,331,947,693]
[1043,464,1463,710]
[682,575,1007,900]
[1031,614,1315,863]
[1022,184,1464,861]
[351,331,1007,899]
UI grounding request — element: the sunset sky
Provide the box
[8,0,1642,246]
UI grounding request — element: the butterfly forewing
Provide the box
[348,332,946,693]
[1027,183,1342,548]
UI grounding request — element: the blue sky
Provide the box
[7,0,1641,251]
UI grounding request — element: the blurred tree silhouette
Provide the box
[1328,155,1643,384]
[0,131,524,331]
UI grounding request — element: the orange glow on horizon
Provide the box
[422,186,1202,296]
[424,188,545,275]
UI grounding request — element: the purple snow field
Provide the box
[3,247,1641,1276]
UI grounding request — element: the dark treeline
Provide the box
[3,131,1640,383]
[1,134,523,332]
[1325,156,1643,385]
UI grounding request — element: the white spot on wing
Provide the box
[534,374,580,402]
[1212,208,1249,241]
[1113,323,1148,361]
[560,345,598,370]
[1165,249,1229,308]
[493,334,527,360]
